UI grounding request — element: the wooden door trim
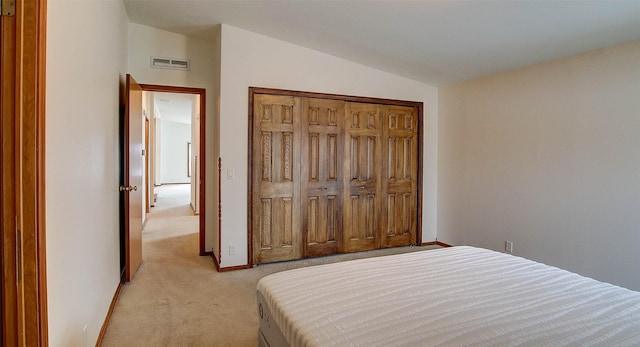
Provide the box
[145,118,150,214]
[138,84,208,255]
[1,0,48,344]
[250,87,423,107]
[248,87,424,267]
[1,7,19,345]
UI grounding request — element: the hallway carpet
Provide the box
[101,184,440,346]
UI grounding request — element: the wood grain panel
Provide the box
[125,75,144,282]
[309,133,319,181]
[343,103,382,252]
[259,198,272,249]
[381,105,418,247]
[301,98,344,257]
[327,196,337,242]
[1,1,48,343]
[249,87,423,266]
[387,194,396,236]
[261,132,272,182]
[328,134,337,180]
[308,197,318,243]
[281,105,293,124]
[282,198,293,246]
[282,132,293,182]
[252,94,301,264]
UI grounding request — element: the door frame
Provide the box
[248,87,423,267]
[1,0,48,344]
[139,84,208,255]
[145,117,150,214]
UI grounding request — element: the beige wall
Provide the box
[218,24,439,267]
[46,0,129,345]
[438,39,640,290]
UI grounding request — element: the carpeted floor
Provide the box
[101,184,440,346]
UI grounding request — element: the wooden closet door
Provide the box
[301,98,345,257]
[343,103,383,252]
[252,94,302,264]
[382,106,419,247]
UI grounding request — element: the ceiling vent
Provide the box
[150,56,190,71]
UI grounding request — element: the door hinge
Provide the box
[1,0,16,16]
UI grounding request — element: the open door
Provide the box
[122,74,144,281]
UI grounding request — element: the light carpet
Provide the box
[101,184,441,346]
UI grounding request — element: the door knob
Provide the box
[119,185,138,192]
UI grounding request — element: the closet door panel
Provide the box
[252,95,302,264]
[343,103,383,252]
[301,98,345,257]
[382,106,418,247]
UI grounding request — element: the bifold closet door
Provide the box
[252,94,302,264]
[343,103,383,253]
[301,98,345,257]
[382,106,419,247]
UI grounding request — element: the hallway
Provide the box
[142,184,198,241]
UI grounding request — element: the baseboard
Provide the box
[422,241,453,247]
[219,264,252,272]
[200,250,212,256]
[95,280,124,346]
[211,252,221,272]
[211,252,250,272]
[190,202,199,215]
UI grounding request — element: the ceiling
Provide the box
[124,0,640,86]
[152,92,194,125]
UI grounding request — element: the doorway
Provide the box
[140,84,207,255]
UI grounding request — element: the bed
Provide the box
[256,246,640,346]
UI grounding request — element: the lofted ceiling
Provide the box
[124,0,640,86]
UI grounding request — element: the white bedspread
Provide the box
[256,246,640,346]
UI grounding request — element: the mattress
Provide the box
[256,246,640,347]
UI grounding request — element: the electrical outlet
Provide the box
[229,244,236,255]
[505,241,513,253]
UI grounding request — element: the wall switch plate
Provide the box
[227,168,235,179]
[505,241,513,253]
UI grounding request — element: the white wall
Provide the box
[128,23,217,251]
[191,94,201,213]
[160,120,191,183]
[46,0,128,345]
[438,39,640,291]
[153,106,161,185]
[211,26,222,265]
[218,24,439,267]
[141,91,149,224]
